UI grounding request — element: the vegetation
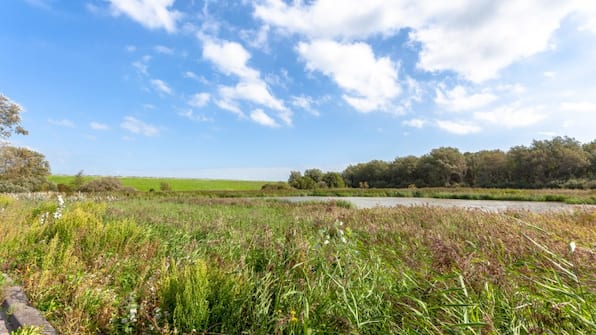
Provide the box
[0,94,28,138]
[0,194,594,334]
[293,137,596,190]
[0,94,53,193]
[48,175,269,192]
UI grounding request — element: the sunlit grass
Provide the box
[1,194,594,334]
[48,175,270,191]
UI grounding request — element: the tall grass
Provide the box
[0,194,594,334]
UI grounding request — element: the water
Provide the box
[276,196,596,213]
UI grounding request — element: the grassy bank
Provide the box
[1,194,594,334]
[49,175,596,204]
[48,175,270,192]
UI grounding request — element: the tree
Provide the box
[0,145,51,192]
[466,150,508,187]
[288,171,302,188]
[389,156,419,187]
[0,94,28,139]
[71,170,86,190]
[322,172,346,188]
[304,168,324,183]
[417,147,466,186]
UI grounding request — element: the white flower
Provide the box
[569,241,576,254]
[340,236,347,244]
[324,239,330,245]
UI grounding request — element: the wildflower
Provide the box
[290,310,298,322]
[569,241,576,254]
[324,239,330,245]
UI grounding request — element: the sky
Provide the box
[1,0,595,181]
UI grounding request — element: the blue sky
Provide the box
[1,0,595,180]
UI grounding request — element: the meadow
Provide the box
[0,195,596,334]
[0,193,595,334]
[47,175,269,192]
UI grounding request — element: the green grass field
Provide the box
[48,175,270,191]
[1,193,594,334]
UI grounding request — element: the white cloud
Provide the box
[255,1,592,82]
[202,39,260,80]
[241,24,270,50]
[154,45,174,54]
[402,118,426,128]
[250,109,279,128]
[125,45,137,53]
[108,0,181,33]
[436,120,481,135]
[90,122,110,130]
[297,39,400,113]
[219,81,286,116]
[560,101,596,113]
[48,119,75,128]
[215,99,244,117]
[291,95,319,116]
[474,105,546,128]
[178,110,212,122]
[150,79,172,95]
[120,116,159,136]
[132,55,151,76]
[188,92,210,108]
[435,85,497,112]
[201,37,291,125]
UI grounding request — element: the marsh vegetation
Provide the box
[1,194,594,334]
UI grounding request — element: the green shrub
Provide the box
[79,177,136,193]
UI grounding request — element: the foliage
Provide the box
[78,177,136,193]
[301,136,596,190]
[159,182,171,191]
[0,94,28,139]
[261,182,292,191]
[0,145,51,192]
[0,195,594,334]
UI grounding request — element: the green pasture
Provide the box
[48,175,270,191]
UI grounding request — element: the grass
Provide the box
[48,175,596,204]
[0,193,594,334]
[48,175,270,191]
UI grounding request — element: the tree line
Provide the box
[290,137,596,189]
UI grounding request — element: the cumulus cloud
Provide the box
[109,0,181,33]
[255,0,592,82]
[250,109,279,128]
[435,85,497,112]
[120,116,159,136]
[201,37,291,126]
[90,122,110,130]
[188,92,210,108]
[296,39,400,113]
[436,120,481,135]
[150,78,172,95]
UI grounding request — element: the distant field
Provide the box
[48,175,270,191]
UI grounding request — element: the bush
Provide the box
[79,177,136,193]
[159,182,172,191]
[260,182,292,191]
